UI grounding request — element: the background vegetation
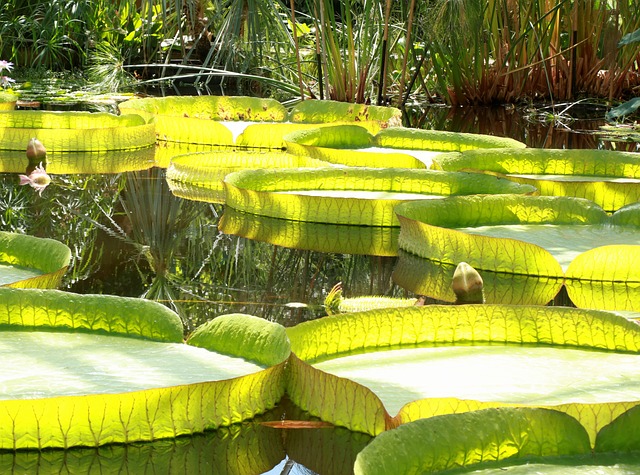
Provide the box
[1,0,640,105]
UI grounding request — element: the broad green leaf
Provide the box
[392,249,564,305]
[288,305,640,364]
[187,313,291,367]
[618,27,640,46]
[287,305,640,436]
[0,287,182,340]
[219,207,399,256]
[288,99,402,132]
[284,125,376,148]
[354,408,591,475]
[0,289,288,449]
[238,122,375,149]
[153,116,235,146]
[566,245,640,284]
[375,127,526,152]
[224,168,535,226]
[0,111,155,151]
[119,96,287,147]
[397,399,640,449]
[395,195,608,277]
[596,404,640,453]
[0,232,71,288]
[118,95,288,122]
[283,125,435,168]
[436,148,640,177]
[166,150,328,203]
[606,97,640,121]
[435,148,640,212]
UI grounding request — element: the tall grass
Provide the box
[2,0,639,104]
[417,0,640,105]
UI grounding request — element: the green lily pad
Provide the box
[223,167,535,226]
[395,195,640,310]
[286,304,640,441]
[284,124,524,168]
[0,111,155,151]
[0,232,71,288]
[166,150,328,204]
[0,288,289,449]
[354,407,592,475]
[435,148,640,212]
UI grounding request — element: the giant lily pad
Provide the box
[0,288,289,449]
[284,125,524,168]
[354,407,640,475]
[286,304,640,443]
[119,96,402,149]
[435,148,640,212]
[0,111,155,151]
[118,95,288,147]
[166,150,328,204]
[395,195,640,310]
[0,232,71,288]
[223,168,535,227]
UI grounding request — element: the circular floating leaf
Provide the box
[166,150,328,203]
[287,99,402,131]
[119,95,290,147]
[0,289,288,449]
[354,407,591,475]
[0,232,71,288]
[0,111,155,151]
[436,148,640,212]
[224,168,535,226]
[284,125,437,168]
[286,305,640,440]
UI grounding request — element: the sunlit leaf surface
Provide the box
[0,232,71,288]
[354,408,592,475]
[224,168,534,226]
[0,111,155,151]
[436,148,640,212]
[0,290,288,449]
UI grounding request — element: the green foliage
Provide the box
[354,407,592,475]
[187,313,291,366]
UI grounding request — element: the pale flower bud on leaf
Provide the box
[26,138,47,161]
[452,262,484,304]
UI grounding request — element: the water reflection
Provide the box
[404,104,640,151]
[0,396,369,475]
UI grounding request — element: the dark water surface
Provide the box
[1,103,638,474]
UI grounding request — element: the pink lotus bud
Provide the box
[26,138,46,161]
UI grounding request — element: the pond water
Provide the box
[1,103,639,473]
